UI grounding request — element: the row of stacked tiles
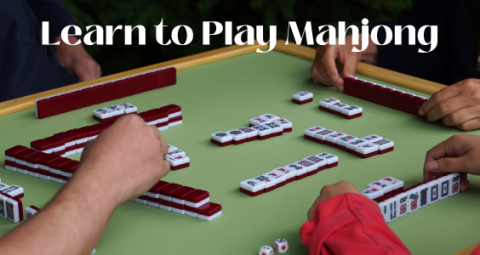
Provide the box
[3,147,211,220]
[35,67,176,119]
[304,126,394,159]
[134,180,222,221]
[240,152,339,197]
[361,174,460,223]
[344,76,428,116]
[30,104,181,158]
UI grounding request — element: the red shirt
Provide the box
[300,193,410,255]
[300,193,480,255]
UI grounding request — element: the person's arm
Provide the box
[27,0,101,81]
[423,133,480,190]
[0,114,170,255]
[300,181,411,255]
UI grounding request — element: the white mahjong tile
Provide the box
[316,153,338,164]
[292,91,313,101]
[226,129,247,141]
[417,184,429,209]
[93,108,113,119]
[346,139,365,151]
[265,171,286,185]
[263,122,283,133]
[448,173,460,196]
[240,179,265,193]
[313,129,335,141]
[304,126,325,137]
[325,132,348,144]
[340,105,363,116]
[168,145,177,151]
[259,113,280,121]
[406,188,421,213]
[0,193,8,218]
[361,134,383,143]
[105,105,124,116]
[385,197,399,222]
[396,193,409,218]
[249,117,271,126]
[211,132,233,143]
[438,176,450,200]
[118,103,137,114]
[368,181,393,194]
[273,167,296,180]
[253,175,276,189]
[361,187,383,200]
[252,125,271,136]
[427,180,440,205]
[165,149,186,158]
[328,102,349,112]
[304,155,326,169]
[373,139,394,150]
[273,118,292,129]
[238,127,258,138]
[319,98,340,108]
[336,135,358,147]
[380,177,404,190]
[379,201,389,222]
[5,198,22,223]
[166,155,190,166]
[0,185,23,198]
[355,143,379,155]
[283,163,306,177]
[295,159,316,172]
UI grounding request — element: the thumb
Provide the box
[425,157,467,174]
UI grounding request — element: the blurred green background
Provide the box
[62,0,412,76]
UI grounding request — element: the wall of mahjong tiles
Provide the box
[1,50,480,254]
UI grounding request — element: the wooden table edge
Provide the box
[274,40,447,95]
[453,243,480,255]
[0,42,270,117]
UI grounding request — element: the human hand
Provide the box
[307,180,362,221]
[422,134,480,191]
[77,114,170,206]
[310,34,378,92]
[419,79,480,131]
[54,35,101,81]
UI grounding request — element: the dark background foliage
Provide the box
[61,0,412,76]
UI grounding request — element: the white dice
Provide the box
[259,246,274,255]
[274,238,288,253]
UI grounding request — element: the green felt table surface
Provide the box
[1,50,480,255]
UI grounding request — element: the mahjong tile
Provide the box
[319,98,340,108]
[292,91,313,101]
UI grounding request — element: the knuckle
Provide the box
[438,102,450,114]
[440,159,451,170]
[320,54,331,63]
[321,185,331,194]
[449,113,461,125]
[471,92,480,102]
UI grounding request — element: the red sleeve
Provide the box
[300,193,411,255]
[471,245,480,255]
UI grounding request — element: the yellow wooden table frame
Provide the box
[0,40,476,255]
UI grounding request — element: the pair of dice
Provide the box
[259,239,288,255]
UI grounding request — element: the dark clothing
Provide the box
[0,0,77,102]
[373,0,480,86]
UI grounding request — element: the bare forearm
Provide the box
[0,166,118,255]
